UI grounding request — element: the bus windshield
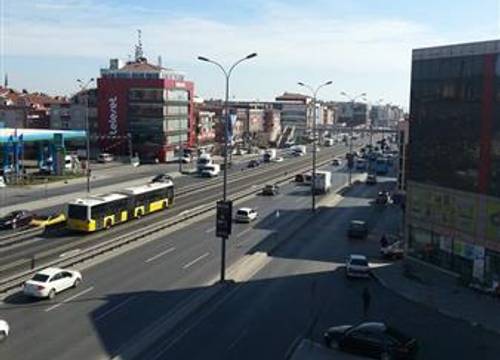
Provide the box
[68,204,87,220]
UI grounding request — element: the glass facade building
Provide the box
[407,40,500,284]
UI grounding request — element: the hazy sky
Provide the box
[2,0,499,109]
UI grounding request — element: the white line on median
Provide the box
[95,296,138,322]
[182,252,210,270]
[204,226,215,234]
[236,227,252,238]
[44,286,94,312]
[145,247,176,263]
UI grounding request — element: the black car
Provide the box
[247,160,260,168]
[151,174,173,183]
[0,210,34,230]
[262,184,279,196]
[375,191,389,205]
[324,322,418,359]
[347,220,368,238]
[366,174,377,185]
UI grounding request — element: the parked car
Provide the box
[262,184,279,196]
[0,319,9,342]
[332,158,342,166]
[247,159,260,168]
[345,254,370,278]
[366,174,377,185]
[381,240,404,260]
[30,213,67,228]
[235,208,258,223]
[0,210,34,230]
[375,191,389,205]
[23,267,82,299]
[324,322,418,359]
[347,220,368,238]
[97,153,114,163]
[151,173,173,183]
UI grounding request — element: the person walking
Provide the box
[362,287,371,318]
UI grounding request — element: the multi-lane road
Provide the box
[0,147,355,360]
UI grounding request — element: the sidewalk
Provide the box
[370,205,500,336]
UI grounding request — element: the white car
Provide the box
[97,153,114,163]
[272,157,284,163]
[0,319,9,341]
[235,208,258,223]
[346,254,370,278]
[23,267,82,299]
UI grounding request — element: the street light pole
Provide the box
[298,81,333,212]
[197,53,257,282]
[340,91,366,185]
[77,78,95,194]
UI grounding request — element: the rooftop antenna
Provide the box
[135,29,144,61]
[158,55,162,68]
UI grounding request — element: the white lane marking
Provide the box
[294,197,305,203]
[45,286,94,312]
[182,252,210,270]
[236,227,252,238]
[95,296,138,322]
[59,248,81,258]
[227,328,248,351]
[145,247,176,263]
[204,226,215,234]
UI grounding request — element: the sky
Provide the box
[1,0,499,109]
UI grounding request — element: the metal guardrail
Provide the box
[0,145,358,293]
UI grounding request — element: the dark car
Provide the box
[247,160,260,168]
[375,191,389,205]
[366,174,377,185]
[151,173,173,183]
[347,220,368,238]
[324,322,418,359]
[262,184,279,196]
[0,210,34,230]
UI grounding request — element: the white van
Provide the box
[201,163,220,177]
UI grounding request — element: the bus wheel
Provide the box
[105,221,112,229]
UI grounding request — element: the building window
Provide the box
[166,89,188,101]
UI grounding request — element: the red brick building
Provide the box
[97,56,195,162]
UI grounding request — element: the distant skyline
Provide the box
[1,0,499,109]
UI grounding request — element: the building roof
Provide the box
[275,92,310,101]
[413,39,500,60]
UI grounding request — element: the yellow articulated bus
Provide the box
[66,181,174,232]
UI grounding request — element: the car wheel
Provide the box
[0,331,6,342]
[73,278,81,288]
[326,338,339,349]
[48,289,56,300]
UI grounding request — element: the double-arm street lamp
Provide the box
[298,81,333,212]
[197,52,257,282]
[77,78,95,194]
[340,91,366,185]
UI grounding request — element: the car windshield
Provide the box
[237,210,248,216]
[350,258,368,266]
[31,274,50,282]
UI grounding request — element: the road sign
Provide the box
[216,200,233,238]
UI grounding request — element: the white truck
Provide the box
[263,149,277,162]
[313,170,332,194]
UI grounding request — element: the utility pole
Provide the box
[298,81,333,212]
[77,78,95,194]
[198,53,257,282]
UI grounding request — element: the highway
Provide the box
[137,176,500,360]
[0,142,357,282]
[0,154,353,360]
